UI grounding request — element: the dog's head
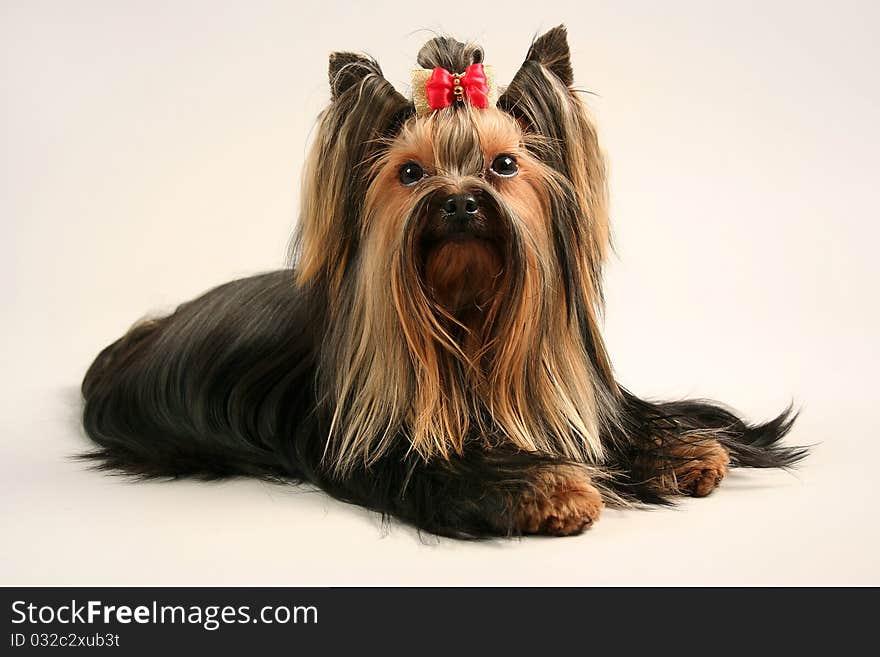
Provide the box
[293,26,617,473]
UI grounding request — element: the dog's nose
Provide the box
[441,193,479,222]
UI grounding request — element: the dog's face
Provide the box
[295,27,618,474]
[364,107,553,328]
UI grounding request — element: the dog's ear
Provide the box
[497,25,579,146]
[522,25,573,86]
[294,51,413,289]
[498,25,611,351]
[328,52,384,99]
[497,24,584,169]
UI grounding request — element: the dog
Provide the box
[81,26,805,538]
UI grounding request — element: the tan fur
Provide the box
[294,112,351,294]
[507,64,614,385]
[638,435,730,497]
[422,238,503,319]
[673,439,730,497]
[319,105,613,475]
[513,465,603,535]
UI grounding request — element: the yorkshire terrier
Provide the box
[81,26,805,538]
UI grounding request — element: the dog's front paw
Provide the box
[514,466,603,536]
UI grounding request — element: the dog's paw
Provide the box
[674,439,730,497]
[514,466,603,536]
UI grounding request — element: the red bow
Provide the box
[425,63,490,111]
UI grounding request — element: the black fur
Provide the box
[80,28,806,539]
[607,391,804,504]
[82,271,579,539]
[81,271,805,538]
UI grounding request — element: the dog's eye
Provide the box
[490,154,519,177]
[399,161,425,186]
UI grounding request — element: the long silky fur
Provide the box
[80,25,806,538]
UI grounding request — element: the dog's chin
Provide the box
[421,234,504,320]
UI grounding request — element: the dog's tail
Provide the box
[79,270,320,481]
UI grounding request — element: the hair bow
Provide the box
[412,63,498,116]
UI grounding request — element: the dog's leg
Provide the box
[510,463,604,535]
[315,448,604,538]
[631,432,730,498]
[608,389,804,501]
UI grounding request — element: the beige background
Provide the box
[2,0,878,585]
